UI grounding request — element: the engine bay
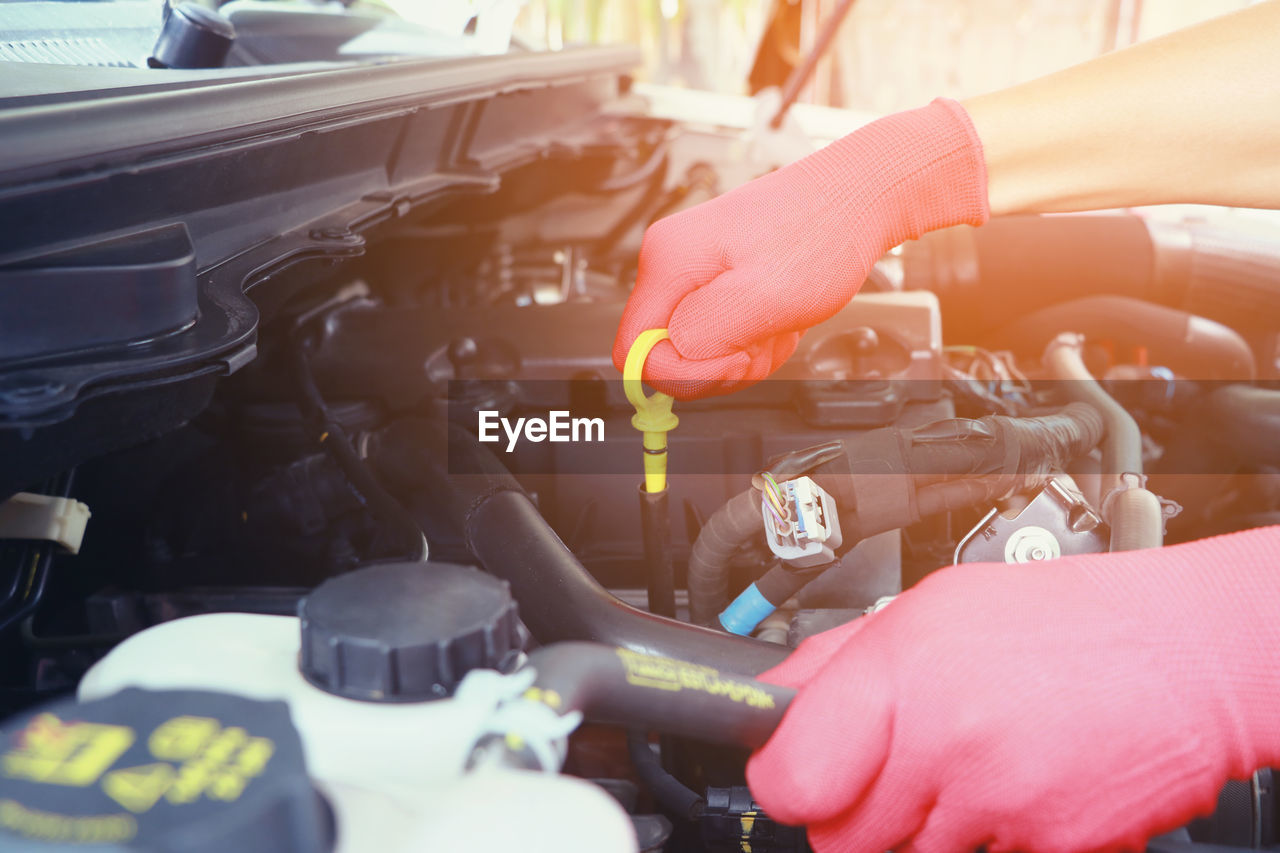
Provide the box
[1,44,1279,852]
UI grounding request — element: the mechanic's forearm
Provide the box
[964,1,1280,215]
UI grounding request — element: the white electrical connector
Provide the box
[761,476,843,568]
[0,492,91,554]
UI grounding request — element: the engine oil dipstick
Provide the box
[623,329,679,494]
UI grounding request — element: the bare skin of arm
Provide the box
[964,0,1280,215]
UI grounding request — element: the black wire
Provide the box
[646,162,718,225]
[0,544,53,636]
[594,153,672,258]
[944,377,1020,417]
[591,137,671,194]
[627,729,706,820]
[0,470,76,635]
[291,339,428,562]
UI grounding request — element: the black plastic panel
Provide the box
[0,46,639,443]
[0,223,197,360]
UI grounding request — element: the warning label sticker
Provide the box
[0,688,314,850]
[2,712,276,816]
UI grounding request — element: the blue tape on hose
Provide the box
[718,583,776,636]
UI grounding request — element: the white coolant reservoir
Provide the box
[80,612,491,789]
[318,771,635,853]
[77,563,638,853]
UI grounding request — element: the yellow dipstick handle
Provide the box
[623,329,679,494]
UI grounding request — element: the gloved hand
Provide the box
[613,98,989,399]
[746,525,1280,853]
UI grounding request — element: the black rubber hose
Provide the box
[686,489,761,627]
[754,563,826,608]
[916,478,1013,516]
[1149,385,1280,516]
[1175,221,1280,340]
[687,405,1104,624]
[903,213,1280,344]
[627,730,705,820]
[527,642,793,748]
[904,214,1165,339]
[639,487,676,619]
[903,403,1104,489]
[474,492,787,673]
[1198,384,1280,466]
[984,295,1256,380]
[367,420,789,675]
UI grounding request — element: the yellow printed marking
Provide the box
[739,807,758,851]
[2,715,134,787]
[504,733,525,752]
[104,717,275,814]
[4,713,276,819]
[102,763,175,813]
[148,716,220,761]
[522,687,563,710]
[206,766,248,801]
[166,726,247,805]
[0,799,136,843]
[233,737,274,777]
[614,649,776,709]
[149,719,271,810]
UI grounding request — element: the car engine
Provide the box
[1,34,1279,853]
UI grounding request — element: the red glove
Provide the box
[613,98,989,399]
[747,525,1280,853]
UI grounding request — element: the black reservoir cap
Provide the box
[0,688,332,853]
[298,562,525,703]
[149,3,235,69]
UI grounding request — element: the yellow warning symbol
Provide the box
[102,763,175,813]
[2,714,135,787]
[101,717,274,814]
